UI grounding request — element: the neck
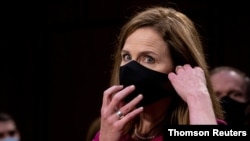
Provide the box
[137,96,172,134]
[134,128,156,140]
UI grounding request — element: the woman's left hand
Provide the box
[168,64,217,124]
[168,64,209,102]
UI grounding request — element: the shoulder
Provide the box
[91,131,132,141]
[92,131,100,141]
[216,119,227,125]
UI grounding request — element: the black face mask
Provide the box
[119,61,175,107]
[221,96,248,125]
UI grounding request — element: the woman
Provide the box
[93,6,224,141]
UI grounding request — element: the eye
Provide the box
[122,53,132,62]
[215,92,222,98]
[143,55,155,64]
[229,91,243,97]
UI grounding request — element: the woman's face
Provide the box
[121,27,174,74]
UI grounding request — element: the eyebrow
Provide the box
[121,50,129,54]
[121,49,158,56]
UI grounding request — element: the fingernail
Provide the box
[130,85,135,88]
[137,94,143,98]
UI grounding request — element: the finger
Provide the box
[119,107,143,122]
[114,109,126,120]
[183,64,192,70]
[194,66,203,73]
[102,85,124,108]
[175,65,184,74]
[175,65,182,72]
[120,94,143,115]
[108,85,135,110]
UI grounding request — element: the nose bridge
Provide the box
[127,59,138,66]
[130,54,139,63]
[130,52,138,62]
[131,58,138,62]
[222,92,229,97]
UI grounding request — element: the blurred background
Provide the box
[1,0,249,141]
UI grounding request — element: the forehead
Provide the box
[211,70,243,81]
[0,121,16,132]
[124,27,167,50]
[211,70,246,87]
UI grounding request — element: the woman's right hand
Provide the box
[99,85,143,141]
